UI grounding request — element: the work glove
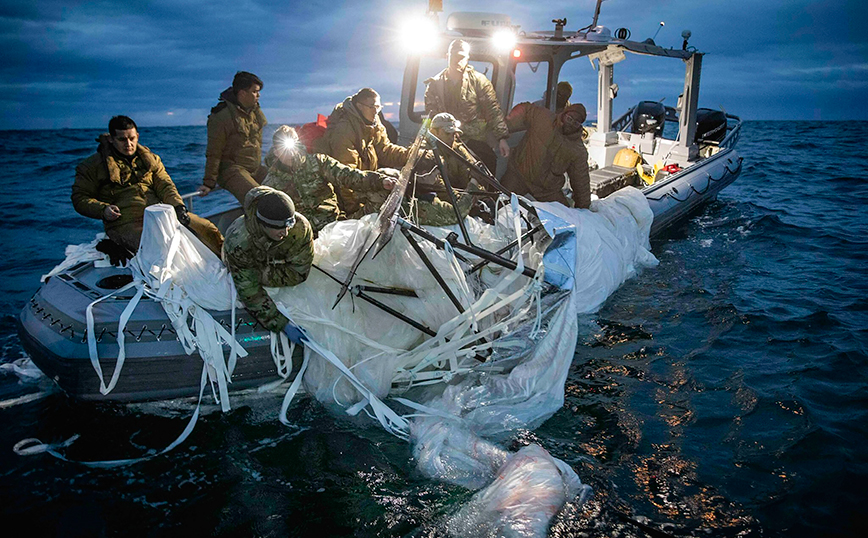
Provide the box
[174,205,191,226]
[283,322,306,344]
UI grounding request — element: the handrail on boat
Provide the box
[180,191,203,212]
[719,114,742,150]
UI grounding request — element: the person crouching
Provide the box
[222,186,314,342]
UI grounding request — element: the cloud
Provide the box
[1,0,867,129]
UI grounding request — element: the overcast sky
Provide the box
[2,0,865,130]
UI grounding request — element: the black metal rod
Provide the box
[401,227,465,314]
[313,264,435,336]
[429,139,472,246]
[429,133,536,215]
[468,224,545,274]
[356,285,418,298]
[352,288,437,337]
[398,217,537,279]
[395,219,470,263]
[449,236,537,279]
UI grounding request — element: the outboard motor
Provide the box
[695,108,727,143]
[631,101,666,136]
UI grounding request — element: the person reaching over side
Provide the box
[264,125,394,234]
[222,186,314,342]
[501,102,591,209]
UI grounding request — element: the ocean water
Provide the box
[1,122,866,537]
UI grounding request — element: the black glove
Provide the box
[96,238,135,266]
[175,205,191,226]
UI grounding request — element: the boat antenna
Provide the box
[579,0,606,33]
[652,21,665,41]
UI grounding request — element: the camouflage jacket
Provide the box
[424,66,509,143]
[204,88,268,188]
[72,135,184,232]
[222,186,314,333]
[262,152,386,233]
[502,102,590,209]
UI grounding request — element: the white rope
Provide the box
[14,366,210,468]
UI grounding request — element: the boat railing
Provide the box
[180,191,203,212]
[611,107,635,132]
[718,114,742,150]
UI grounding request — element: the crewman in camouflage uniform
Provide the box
[198,71,267,203]
[424,112,480,190]
[264,125,394,234]
[72,115,224,255]
[314,87,413,215]
[424,39,510,175]
[501,102,591,209]
[222,186,314,340]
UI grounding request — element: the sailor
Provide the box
[532,81,573,114]
[424,112,478,190]
[501,102,591,209]
[198,71,267,203]
[72,115,224,255]
[263,125,395,234]
[313,87,413,216]
[424,39,510,176]
[222,186,314,341]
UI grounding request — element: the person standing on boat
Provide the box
[222,186,313,340]
[72,115,224,255]
[424,39,510,176]
[501,102,591,209]
[197,71,267,203]
[264,125,395,234]
[313,87,413,216]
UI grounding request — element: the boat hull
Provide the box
[644,148,743,237]
[18,267,286,402]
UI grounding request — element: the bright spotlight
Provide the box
[491,29,516,52]
[399,16,440,55]
[279,136,297,152]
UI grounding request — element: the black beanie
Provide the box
[256,192,295,228]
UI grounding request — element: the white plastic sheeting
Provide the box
[267,187,656,537]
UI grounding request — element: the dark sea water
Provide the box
[1,122,866,537]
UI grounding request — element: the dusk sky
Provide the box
[2,0,865,130]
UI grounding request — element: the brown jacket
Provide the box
[502,103,590,209]
[203,88,268,189]
[424,66,509,144]
[72,135,184,232]
[313,97,410,171]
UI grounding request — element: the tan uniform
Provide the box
[501,103,591,209]
[204,88,268,203]
[314,97,411,214]
[73,136,223,254]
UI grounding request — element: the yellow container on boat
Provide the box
[613,148,642,168]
